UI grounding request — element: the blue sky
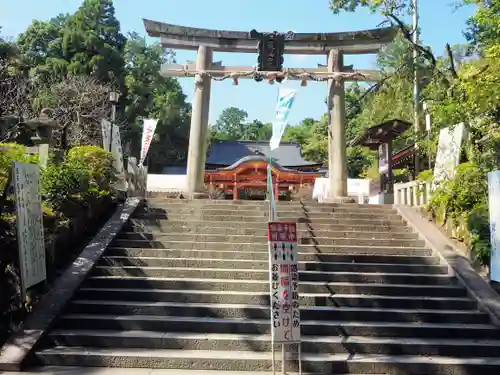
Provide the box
[0,0,476,126]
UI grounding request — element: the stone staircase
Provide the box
[33,199,500,374]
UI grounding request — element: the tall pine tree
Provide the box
[63,0,126,84]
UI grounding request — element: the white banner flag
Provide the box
[139,119,158,165]
[269,88,297,151]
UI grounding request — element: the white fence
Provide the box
[394,180,432,207]
[147,174,187,193]
[312,178,371,204]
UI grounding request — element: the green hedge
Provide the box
[0,143,117,343]
[424,162,491,265]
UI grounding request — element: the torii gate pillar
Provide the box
[186,45,212,196]
[327,49,349,201]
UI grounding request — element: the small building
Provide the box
[163,140,322,200]
[206,140,320,171]
[205,141,321,200]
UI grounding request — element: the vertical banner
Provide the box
[269,88,297,151]
[433,123,466,186]
[139,119,158,166]
[101,119,112,152]
[127,157,148,197]
[488,170,500,282]
[111,124,126,190]
[13,161,46,299]
[268,221,301,343]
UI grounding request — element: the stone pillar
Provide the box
[378,142,393,193]
[186,45,212,196]
[327,49,348,200]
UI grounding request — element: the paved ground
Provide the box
[0,368,277,375]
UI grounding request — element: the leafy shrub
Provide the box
[417,169,433,182]
[0,143,38,192]
[41,161,91,211]
[427,162,491,264]
[467,203,491,265]
[428,162,487,222]
[66,146,116,195]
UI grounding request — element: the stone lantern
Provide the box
[24,108,58,145]
[22,109,58,167]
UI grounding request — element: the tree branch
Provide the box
[446,43,459,79]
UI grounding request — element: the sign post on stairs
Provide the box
[268,221,302,375]
[12,161,46,303]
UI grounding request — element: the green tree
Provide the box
[242,119,269,140]
[62,0,126,84]
[16,17,69,81]
[329,0,413,15]
[465,0,500,57]
[123,32,191,171]
[212,107,249,140]
[17,0,126,84]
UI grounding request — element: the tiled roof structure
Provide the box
[206,140,319,167]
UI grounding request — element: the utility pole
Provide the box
[412,0,421,177]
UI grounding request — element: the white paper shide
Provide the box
[268,221,300,343]
[13,161,46,292]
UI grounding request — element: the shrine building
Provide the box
[163,140,322,200]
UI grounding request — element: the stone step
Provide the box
[112,236,425,248]
[106,245,434,257]
[121,227,419,240]
[136,206,401,218]
[134,210,403,222]
[83,277,467,297]
[104,248,440,264]
[92,266,454,285]
[143,202,395,213]
[118,231,421,243]
[99,257,448,274]
[75,288,476,310]
[47,330,500,358]
[34,347,500,374]
[124,219,412,234]
[54,315,500,339]
[145,198,390,209]
[128,218,411,232]
[65,301,488,324]
[133,213,403,226]
[9,367,382,375]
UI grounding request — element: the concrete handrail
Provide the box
[394,180,432,207]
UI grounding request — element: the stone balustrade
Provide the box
[394,180,432,207]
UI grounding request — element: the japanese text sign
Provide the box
[13,161,46,293]
[268,221,301,344]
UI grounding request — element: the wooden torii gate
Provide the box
[143,19,397,200]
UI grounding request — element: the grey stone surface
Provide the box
[396,204,500,326]
[25,200,500,373]
[0,198,141,371]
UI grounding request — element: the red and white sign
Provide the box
[268,221,301,344]
[139,119,158,165]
